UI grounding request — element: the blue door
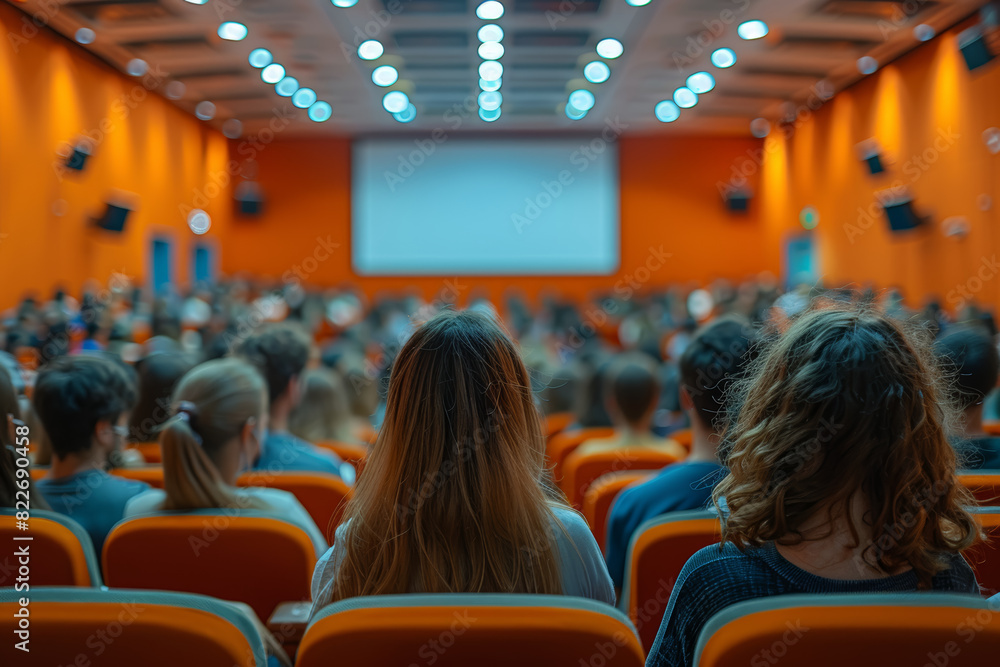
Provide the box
[784,234,818,289]
[151,238,172,295]
[192,244,214,285]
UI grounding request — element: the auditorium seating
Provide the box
[968,506,1000,596]
[236,470,352,541]
[693,593,1000,667]
[102,512,315,621]
[622,510,722,652]
[959,471,1000,505]
[670,428,692,451]
[984,421,1000,436]
[0,509,101,587]
[546,427,616,484]
[297,594,645,667]
[0,587,267,666]
[543,412,575,440]
[111,466,166,488]
[316,440,368,477]
[561,448,679,510]
[127,441,162,464]
[581,471,655,552]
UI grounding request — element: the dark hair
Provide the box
[716,306,980,589]
[236,324,311,403]
[32,354,137,457]
[129,352,197,442]
[679,315,757,430]
[605,353,659,425]
[933,325,999,411]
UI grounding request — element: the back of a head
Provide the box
[605,353,660,427]
[158,358,267,510]
[679,315,757,431]
[129,352,197,442]
[933,325,999,412]
[237,324,311,404]
[289,368,351,443]
[717,305,979,588]
[32,354,137,458]
[335,309,561,600]
[0,367,23,506]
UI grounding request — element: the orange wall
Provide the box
[222,134,773,304]
[0,1,232,308]
[759,20,1000,313]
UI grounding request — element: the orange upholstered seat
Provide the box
[297,594,645,667]
[546,427,615,484]
[623,510,722,653]
[693,593,1000,667]
[103,513,315,621]
[0,509,101,587]
[0,587,267,666]
[959,472,1000,505]
[543,411,575,440]
[110,465,165,488]
[561,448,679,509]
[237,470,352,541]
[316,440,368,477]
[126,441,162,463]
[582,471,655,552]
[670,428,692,450]
[967,506,1000,597]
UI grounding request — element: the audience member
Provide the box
[289,368,356,444]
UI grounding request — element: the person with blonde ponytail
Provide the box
[310,310,614,616]
[124,358,327,556]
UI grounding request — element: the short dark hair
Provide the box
[605,354,659,425]
[679,316,757,431]
[236,324,311,403]
[33,354,138,457]
[933,326,999,411]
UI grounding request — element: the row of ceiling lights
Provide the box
[476,1,505,122]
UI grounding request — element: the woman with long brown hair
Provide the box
[310,310,613,613]
[646,305,983,667]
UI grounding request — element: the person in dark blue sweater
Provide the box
[605,316,756,590]
[933,325,1000,470]
[237,324,351,480]
[646,306,984,667]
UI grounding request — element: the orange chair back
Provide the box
[959,472,1000,505]
[316,440,368,478]
[625,510,721,653]
[237,471,352,542]
[0,510,101,587]
[581,471,655,553]
[543,412,575,440]
[670,428,692,450]
[103,513,315,621]
[546,427,615,483]
[298,594,645,667]
[967,507,1000,597]
[984,421,1000,436]
[126,441,162,463]
[561,448,679,510]
[111,466,165,488]
[0,588,266,666]
[693,594,1000,667]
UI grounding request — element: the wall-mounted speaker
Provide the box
[93,202,132,233]
[235,181,264,217]
[856,139,885,175]
[879,193,925,233]
[724,188,751,213]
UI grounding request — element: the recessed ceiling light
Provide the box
[568,89,595,112]
[195,101,216,120]
[75,28,95,44]
[309,101,333,122]
[218,22,248,41]
[480,78,502,92]
[737,20,768,40]
[292,87,317,109]
[478,41,504,60]
[478,24,504,43]
[710,48,737,69]
[476,1,504,20]
[584,61,610,84]
[275,77,299,97]
[372,65,399,87]
[358,40,383,60]
[126,59,147,76]
[261,63,285,84]
[479,107,502,122]
[857,56,879,75]
[480,61,503,81]
[382,91,409,113]
[654,101,680,123]
[478,91,502,111]
[249,48,272,68]
[393,103,417,123]
[595,38,624,59]
[686,72,715,94]
[673,87,697,108]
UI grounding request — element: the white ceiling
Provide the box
[11,0,990,135]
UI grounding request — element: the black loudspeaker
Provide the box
[235,181,264,217]
[725,189,751,213]
[93,203,132,233]
[958,25,996,70]
[856,139,884,175]
[65,145,90,171]
[881,197,923,233]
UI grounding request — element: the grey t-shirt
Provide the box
[309,504,615,616]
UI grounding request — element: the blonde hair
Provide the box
[329,310,566,602]
[289,368,353,443]
[716,305,981,588]
[158,358,267,510]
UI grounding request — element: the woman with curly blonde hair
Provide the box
[646,305,983,667]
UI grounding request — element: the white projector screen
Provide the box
[352,138,619,275]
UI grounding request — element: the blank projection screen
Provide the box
[352,138,619,275]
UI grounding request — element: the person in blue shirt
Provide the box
[933,325,1000,470]
[237,324,350,480]
[605,316,756,590]
[33,354,149,555]
[645,307,984,667]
